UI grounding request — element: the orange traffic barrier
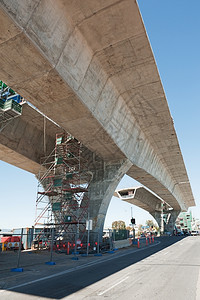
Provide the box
[137,238,140,248]
[67,242,70,255]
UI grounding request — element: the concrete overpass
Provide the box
[0,103,59,174]
[0,1,195,236]
[114,187,178,233]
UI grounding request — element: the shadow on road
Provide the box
[4,236,187,299]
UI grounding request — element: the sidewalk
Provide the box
[0,241,159,290]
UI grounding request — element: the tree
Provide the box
[145,220,159,232]
[126,226,132,231]
[146,220,154,228]
[137,224,144,237]
[138,224,143,231]
[112,220,126,230]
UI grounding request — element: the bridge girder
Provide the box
[0,0,194,213]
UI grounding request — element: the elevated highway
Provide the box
[0,0,195,234]
[0,102,58,174]
[114,187,178,232]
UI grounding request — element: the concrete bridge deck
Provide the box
[0,1,195,223]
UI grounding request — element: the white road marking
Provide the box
[97,276,129,296]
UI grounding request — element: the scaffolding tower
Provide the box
[35,133,93,245]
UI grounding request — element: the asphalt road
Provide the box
[1,236,200,299]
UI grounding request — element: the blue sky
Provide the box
[1,1,200,229]
[136,0,200,220]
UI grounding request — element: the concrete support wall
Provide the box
[113,239,132,249]
[165,210,180,233]
[152,210,180,234]
[151,210,180,234]
[151,211,163,233]
[88,159,132,241]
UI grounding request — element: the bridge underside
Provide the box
[114,187,166,214]
[114,186,180,233]
[0,103,59,173]
[0,0,194,228]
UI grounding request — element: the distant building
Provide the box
[176,211,192,233]
[0,229,13,238]
[12,228,43,250]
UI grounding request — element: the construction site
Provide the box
[0,80,107,255]
[35,132,96,254]
[0,78,191,256]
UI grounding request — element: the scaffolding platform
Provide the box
[35,133,93,245]
[0,80,23,131]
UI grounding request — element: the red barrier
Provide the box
[67,242,70,255]
[1,237,11,243]
[137,238,140,248]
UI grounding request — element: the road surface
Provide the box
[1,236,200,299]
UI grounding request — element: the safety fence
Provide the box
[0,228,113,271]
[0,229,156,272]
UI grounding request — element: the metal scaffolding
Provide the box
[35,133,93,245]
[0,80,23,132]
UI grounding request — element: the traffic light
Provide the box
[131,218,135,224]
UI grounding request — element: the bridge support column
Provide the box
[164,210,180,234]
[87,159,132,244]
[151,211,164,234]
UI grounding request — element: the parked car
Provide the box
[191,230,199,236]
[165,231,172,236]
[184,231,190,236]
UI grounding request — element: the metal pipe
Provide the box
[17,228,23,268]
[50,227,54,262]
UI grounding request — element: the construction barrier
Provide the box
[1,236,21,251]
[32,230,108,257]
[137,238,140,248]
[113,239,132,249]
[67,242,70,255]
